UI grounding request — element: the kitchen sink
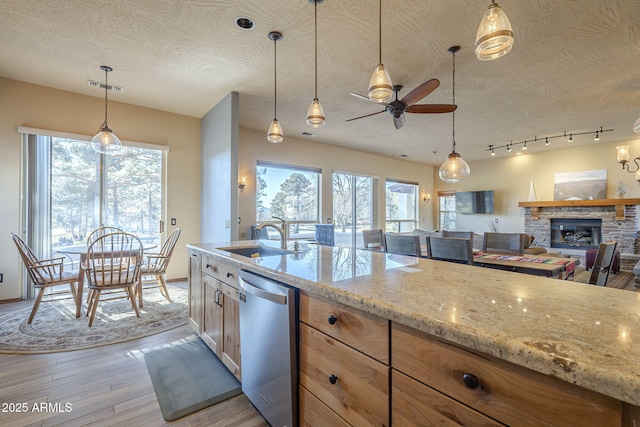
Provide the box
[222,246,294,258]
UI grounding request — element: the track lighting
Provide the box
[486,127,612,156]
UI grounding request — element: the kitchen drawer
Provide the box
[299,322,389,426]
[299,385,350,427]
[202,252,238,286]
[392,322,621,427]
[392,369,504,427]
[299,291,389,363]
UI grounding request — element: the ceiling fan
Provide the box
[346,79,456,129]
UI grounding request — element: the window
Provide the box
[333,172,376,248]
[385,180,418,232]
[256,161,320,240]
[20,128,166,295]
[438,191,457,231]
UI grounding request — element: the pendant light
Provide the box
[439,46,470,183]
[306,0,325,127]
[368,0,393,102]
[91,65,122,154]
[267,32,284,143]
[475,1,514,61]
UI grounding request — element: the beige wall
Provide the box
[237,127,436,238]
[433,138,640,235]
[0,78,200,300]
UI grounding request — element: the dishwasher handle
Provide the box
[239,277,287,305]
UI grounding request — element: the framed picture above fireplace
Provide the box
[553,169,607,201]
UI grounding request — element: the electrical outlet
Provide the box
[224,219,231,228]
[171,218,176,226]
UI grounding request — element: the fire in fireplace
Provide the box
[550,218,602,250]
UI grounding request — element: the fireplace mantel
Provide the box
[518,198,640,220]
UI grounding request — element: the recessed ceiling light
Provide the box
[301,131,315,137]
[235,17,255,30]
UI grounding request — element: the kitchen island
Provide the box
[187,240,640,426]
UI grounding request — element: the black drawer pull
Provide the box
[206,264,212,269]
[328,374,338,385]
[328,315,337,325]
[226,272,233,278]
[462,373,480,390]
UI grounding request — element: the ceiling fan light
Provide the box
[306,98,325,127]
[91,125,122,154]
[439,151,471,183]
[368,64,393,102]
[475,2,514,61]
[267,118,283,143]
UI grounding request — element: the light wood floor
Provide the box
[0,282,269,427]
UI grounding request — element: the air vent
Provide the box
[87,80,124,92]
[301,131,315,137]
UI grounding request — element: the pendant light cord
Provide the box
[452,48,456,151]
[273,37,277,118]
[103,68,109,127]
[378,0,382,64]
[314,0,318,98]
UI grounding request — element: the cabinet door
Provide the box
[187,250,202,334]
[220,281,241,380]
[202,275,223,356]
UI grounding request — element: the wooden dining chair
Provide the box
[385,233,422,257]
[85,232,143,327]
[482,232,525,255]
[86,226,124,245]
[11,232,81,324]
[442,231,474,239]
[426,236,474,264]
[363,229,385,251]
[138,228,181,307]
[575,241,618,286]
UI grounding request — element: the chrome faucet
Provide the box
[255,217,287,249]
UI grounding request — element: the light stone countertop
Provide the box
[187,240,640,406]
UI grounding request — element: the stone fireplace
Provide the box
[550,218,602,250]
[520,200,640,271]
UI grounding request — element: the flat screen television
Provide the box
[455,190,494,214]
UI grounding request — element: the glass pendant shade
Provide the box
[616,145,631,163]
[306,98,325,127]
[368,64,393,102]
[267,118,283,143]
[475,2,514,61]
[91,125,122,154]
[633,117,640,133]
[439,151,471,183]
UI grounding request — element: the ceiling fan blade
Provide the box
[345,110,385,122]
[406,104,457,114]
[393,114,405,130]
[400,79,440,107]
[350,92,389,105]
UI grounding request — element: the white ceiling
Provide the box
[1,0,639,165]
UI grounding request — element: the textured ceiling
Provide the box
[1,0,639,165]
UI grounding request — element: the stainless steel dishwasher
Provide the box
[238,270,297,427]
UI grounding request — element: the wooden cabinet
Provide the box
[187,250,202,334]
[189,249,241,381]
[392,322,621,427]
[298,292,390,426]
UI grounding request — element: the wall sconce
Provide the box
[615,145,640,183]
[238,177,246,192]
[423,194,431,202]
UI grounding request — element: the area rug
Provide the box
[0,285,188,354]
[145,338,242,421]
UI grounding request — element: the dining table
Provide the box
[55,242,157,316]
[471,252,579,279]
